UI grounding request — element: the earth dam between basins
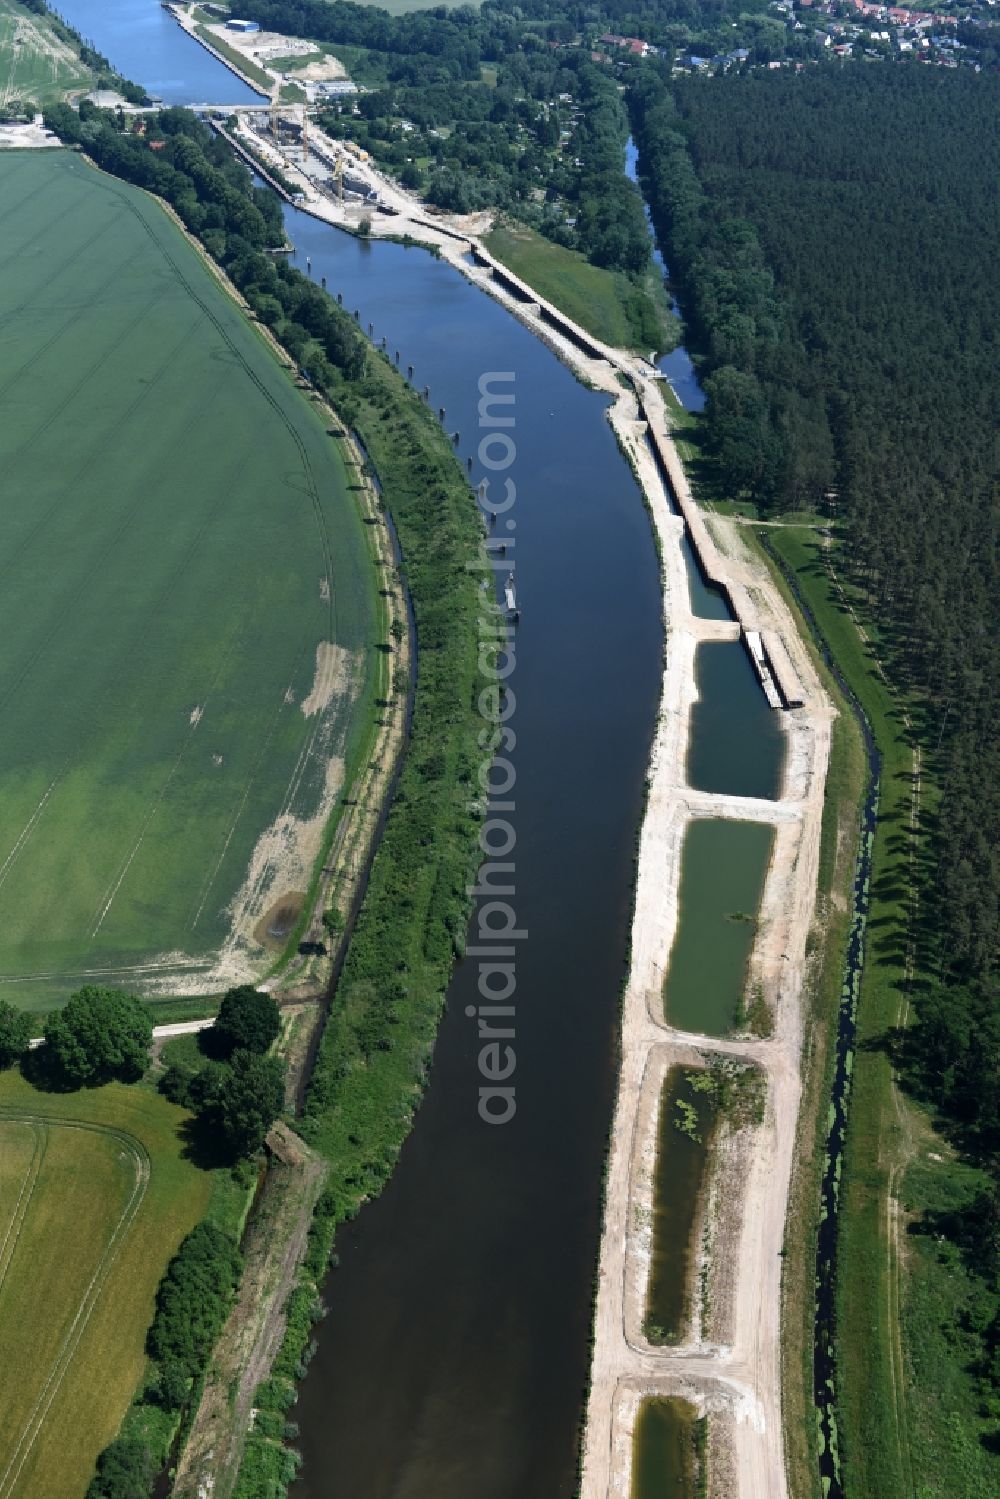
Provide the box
[47,10,785,1493]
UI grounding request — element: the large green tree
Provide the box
[0,1001,32,1069]
[41,986,152,1087]
[211,984,281,1059]
[85,1434,156,1499]
[146,1222,243,1380]
[209,1050,284,1159]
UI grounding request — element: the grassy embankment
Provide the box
[0,1073,213,1499]
[765,527,915,1499]
[0,151,379,1013]
[192,21,273,93]
[763,528,994,1499]
[0,0,92,103]
[485,220,677,353]
[230,315,486,1498]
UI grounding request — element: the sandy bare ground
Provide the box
[0,119,59,148]
[368,205,834,1495]
[0,9,80,108]
[360,191,831,1490]
[233,115,494,251]
[572,396,831,1496]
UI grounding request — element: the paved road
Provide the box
[28,1017,214,1049]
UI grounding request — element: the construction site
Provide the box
[219,105,381,208]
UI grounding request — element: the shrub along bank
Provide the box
[42,103,486,1496]
[233,255,487,1499]
[86,1226,245,1499]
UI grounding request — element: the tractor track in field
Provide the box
[0,408,247,905]
[73,171,368,955]
[0,956,212,986]
[0,779,60,895]
[88,170,339,645]
[0,186,66,270]
[0,218,131,402]
[0,157,368,1000]
[0,1122,47,1303]
[0,1114,150,1499]
[0,307,204,598]
[0,354,250,898]
[187,637,314,931]
[0,241,144,401]
[0,171,102,288]
[0,320,213,707]
[88,443,260,936]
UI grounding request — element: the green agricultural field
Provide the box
[0,1072,211,1498]
[0,0,92,105]
[0,151,378,1011]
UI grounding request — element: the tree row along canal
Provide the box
[48,10,789,1494]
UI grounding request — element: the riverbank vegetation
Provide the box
[766,524,997,1498]
[763,525,993,1497]
[233,281,487,1499]
[633,63,1000,1492]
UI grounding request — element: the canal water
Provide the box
[47,11,785,1494]
[279,211,664,1499]
[54,0,266,104]
[663,820,775,1035]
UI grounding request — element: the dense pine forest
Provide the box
[631,62,1000,1483]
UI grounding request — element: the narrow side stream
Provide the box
[759,539,881,1499]
[624,139,706,415]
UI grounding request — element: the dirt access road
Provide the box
[576,386,832,1499]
